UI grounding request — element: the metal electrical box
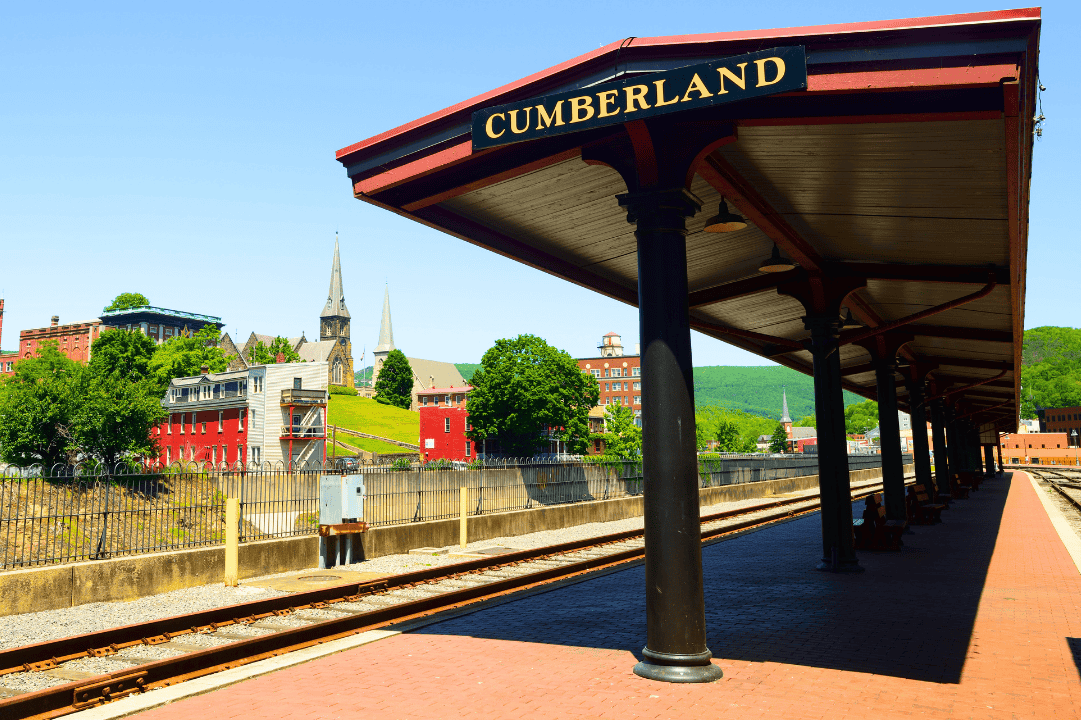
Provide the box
[319,474,365,524]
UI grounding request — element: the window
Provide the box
[634,396,641,405]
[422,395,428,406]
[632,367,641,377]
[168,415,173,434]
[613,397,622,405]
[465,442,471,457]
[468,421,472,431]
[239,445,245,464]
[434,396,440,406]
[293,378,302,390]
[633,382,641,391]
[201,421,207,435]
[179,414,185,434]
[221,445,227,464]
[445,417,451,433]
[212,446,217,465]
[591,369,600,378]
[166,447,171,464]
[445,395,450,405]
[252,446,261,464]
[425,438,435,448]
[239,409,245,431]
[218,411,223,433]
[605,383,610,391]
[605,369,610,378]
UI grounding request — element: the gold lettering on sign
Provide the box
[653,79,679,106]
[716,63,748,94]
[569,95,595,123]
[536,101,565,129]
[508,107,532,134]
[624,85,651,112]
[485,113,506,139]
[597,89,620,118]
[754,57,786,87]
[681,73,714,102]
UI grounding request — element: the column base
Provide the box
[816,558,864,573]
[633,648,723,683]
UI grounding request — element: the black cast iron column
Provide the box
[946,409,965,478]
[906,380,935,497]
[874,362,906,523]
[930,398,952,498]
[806,315,861,572]
[620,187,722,684]
[984,443,996,476]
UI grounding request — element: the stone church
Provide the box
[222,236,355,389]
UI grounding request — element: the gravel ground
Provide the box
[0,671,70,692]
[1027,468,1081,539]
[0,479,885,652]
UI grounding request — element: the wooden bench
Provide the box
[908,485,946,525]
[956,470,983,492]
[853,494,906,551]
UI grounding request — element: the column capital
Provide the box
[617,188,702,231]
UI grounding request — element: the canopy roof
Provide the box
[337,9,1040,433]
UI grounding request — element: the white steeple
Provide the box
[374,285,393,353]
[780,386,792,424]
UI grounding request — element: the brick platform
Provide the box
[129,472,1081,719]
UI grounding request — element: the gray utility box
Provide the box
[320,474,365,524]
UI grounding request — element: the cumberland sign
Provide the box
[472,46,806,150]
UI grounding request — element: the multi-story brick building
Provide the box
[417,386,474,462]
[155,361,328,469]
[19,315,103,366]
[577,332,642,411]
[1038,407,1081,446]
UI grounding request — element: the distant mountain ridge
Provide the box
[693,365,863,420]
[456,362,860,420]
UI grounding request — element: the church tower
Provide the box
[371,285,394,386]
[320,235,354,388]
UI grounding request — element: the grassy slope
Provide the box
[693,365,863,420]
[326,395,419,447]
[326,437,406,456]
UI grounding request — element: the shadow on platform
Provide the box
[413,475,1011,684]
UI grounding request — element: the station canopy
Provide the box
[337,9,1040,433]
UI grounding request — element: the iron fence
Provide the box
[0,453,904,569]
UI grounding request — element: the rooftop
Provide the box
[100,306,222,325]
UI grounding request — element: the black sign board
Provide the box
[472,46,806,150]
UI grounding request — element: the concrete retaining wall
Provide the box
[0,464,906,616]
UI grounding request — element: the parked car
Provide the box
[334,456,361,472]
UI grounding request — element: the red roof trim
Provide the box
[420,386,473,394]
[335,8,1040,163]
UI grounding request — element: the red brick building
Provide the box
[418,386,474,462]
[18,314,103,366]
[1039,407,1081,446]
[577,332,641,411]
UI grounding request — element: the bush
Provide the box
[390,458,412,471]
[329,385,358,396]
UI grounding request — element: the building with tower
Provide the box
[371,285,394,387]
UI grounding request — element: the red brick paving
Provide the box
[133,472,1081,719]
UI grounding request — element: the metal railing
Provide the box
[281,389,328,405]
[0,453,904,570]
[0,463,320,570]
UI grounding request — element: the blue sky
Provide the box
[0,2,1073,366]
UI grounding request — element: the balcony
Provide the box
[280,389,327,406]
[280,424,326,439]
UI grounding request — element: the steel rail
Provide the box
[0,479,904,720]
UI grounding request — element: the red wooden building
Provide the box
[418,386,474,461]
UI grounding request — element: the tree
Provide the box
[89,328,158,382]
[249,336,301,365]
[794,415,816,428]
[600,404,641,459]
[148,326,228,393]
[845,399,879,435]
[374,350,414,410]
[70,370,165,469]
[0,344,80,467]
[768,423,789,453]
[466,335,599,456]
[104,292,150,312]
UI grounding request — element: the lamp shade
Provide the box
[703,199,747,233]
[758,244,796,273]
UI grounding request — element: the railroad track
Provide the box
[0,477,907,719]
[1027,467,1081,514]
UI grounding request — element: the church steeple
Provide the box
[321,233,350,320]
[371,285,395,387]
[375,285,393,353]
[780,386,793,439]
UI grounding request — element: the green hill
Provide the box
[1021,326,1081,417]
[455,363,482,382]
[326,394,419,455]
[693,365,863,420]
